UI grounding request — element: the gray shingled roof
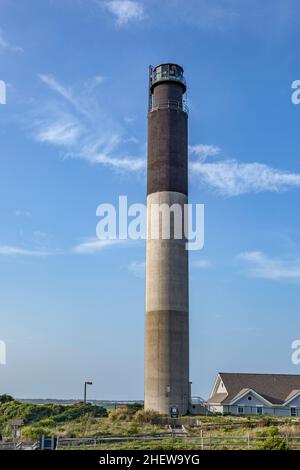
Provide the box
[209,373,300,405]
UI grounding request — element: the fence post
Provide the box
[247,432,250,449]
[200,429,204,450]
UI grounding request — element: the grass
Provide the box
[0,395,299,449]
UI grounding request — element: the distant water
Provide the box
[17,398,144,408]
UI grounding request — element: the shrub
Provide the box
[51,403,107,423]
[35,417,56,427]
[259,416,273,427]
[0,394,14,404]
[255,426,289,450]
[133,409,161,423]
[22,426,52,441]
[0,401,107,426]
[126,425,140,435]
[108,407,134,422]
[256,435,288,450]
[126,403,143,412]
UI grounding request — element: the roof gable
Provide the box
[210,373,228,398]
[218,372,300,405]
[284,390,300,404]
[230,388,274,406]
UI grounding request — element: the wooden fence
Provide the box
[1,432,300,450]
[55,433,300,450]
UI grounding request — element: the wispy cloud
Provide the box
[0,29,23,53]
[36,119,82,146]
[34,77,300,194]
[190,144,300,196]
[191,259,212,269]
[189,144,221,160]
[73,238,125,254]
[0,245,48,256]
[15,210,31,218]
[238,251,300,281]
[128,260,145,277]
[39,74,76,107]
[33,74,145,172]
[101,1,145,26]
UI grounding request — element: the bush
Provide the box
[255,426,289,450]
[51,403,107,423]
[126,425,140,435]
[133,409,161,423]
[0,394,14,404]
[0,401,107,427]
[256,435,288,450]
[259,416,273,427]
[35,417,56,427]
[126,403,143,412]
[22,426,52,441]
[108,407,134,422]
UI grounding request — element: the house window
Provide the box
[290,407,297,417]
[248,396,252,401]
[237,406,244,414]
[256,406,263,415]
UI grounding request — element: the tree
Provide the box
[0,394,14,404]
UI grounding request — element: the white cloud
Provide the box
[238,251,300,281]
[73,238,124,254]
[0,29,23,53]
[102,1,145,26]
[190,144,300,196]
[191,259,212,269]
[36,119,82,147]
[34,74,145,172]
[128,260,145,277]
[0,245,48,256]
[189,144,221,160]
[81,150,145,171]
[39,74,76,107]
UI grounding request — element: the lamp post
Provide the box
[84,381,93,403]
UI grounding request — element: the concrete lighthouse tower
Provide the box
[145,64,189,415]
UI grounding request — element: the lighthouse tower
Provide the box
[145,64,189,415]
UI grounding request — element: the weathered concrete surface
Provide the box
[145,192,189,415]
[146,191,188,313]
[145,310,189,415]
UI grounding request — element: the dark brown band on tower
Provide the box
[147,82,188,196]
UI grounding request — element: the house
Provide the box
[207,372,300,417]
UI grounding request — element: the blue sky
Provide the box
[1,0,300,400]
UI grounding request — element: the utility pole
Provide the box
[84,381,93,403]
